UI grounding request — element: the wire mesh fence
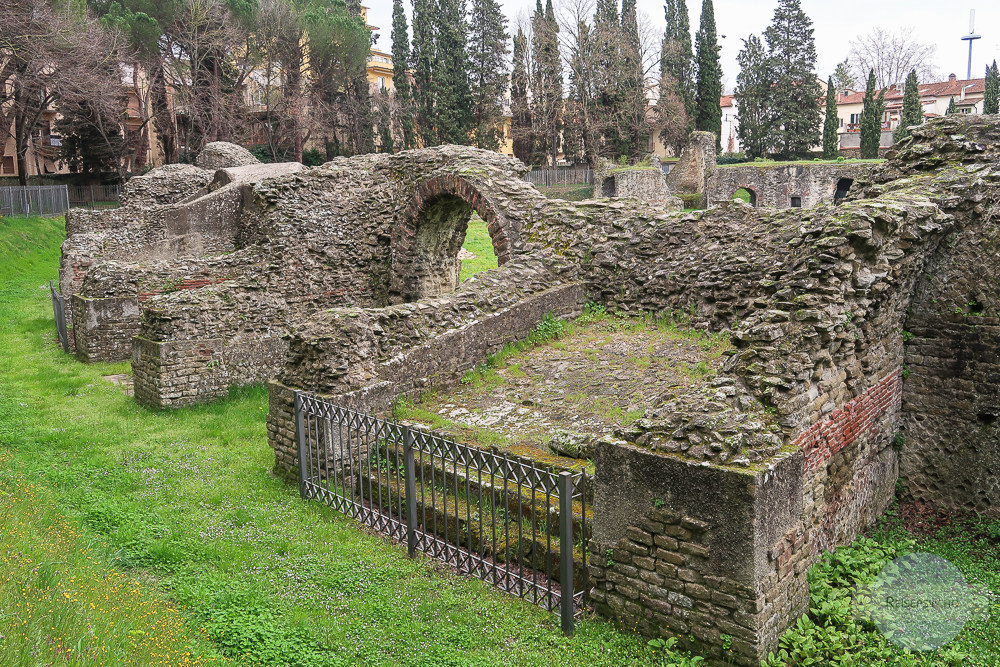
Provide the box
[295,392,589,633]
[0,185,70,217]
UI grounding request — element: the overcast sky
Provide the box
[366,1,1000,92]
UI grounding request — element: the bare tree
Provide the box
[849,27,938,89]
[0,0,125,184]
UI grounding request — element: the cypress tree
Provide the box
[763,0,820,157]
[411,0,437,145]
[391,0,415,149]
[984,61,999,115]
[594,0,621,155]
[619,0,647,157]
[893,69,921,143]
[531,0,562,165]
[734,34,773,159]
[693,0,722,150]
[434,0,472,144]
[946,96,957,115]
[859,69,884,159]
[510,28,533,164]
[822,76,839,158]
[662,0,695,127]
[468,0,509,151]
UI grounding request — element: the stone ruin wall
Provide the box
[55,118,1000,664]
[704,162,870,209]
[266,116,1000,664]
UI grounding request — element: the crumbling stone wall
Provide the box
[592,160,682,208]
[665,131,717,195]
[268,116,1000,664]
[704,162,870,209]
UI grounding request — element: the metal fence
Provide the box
[523,168,593,187]
[0,185,70,217]
[67,184,121,209]
[49,281,69,353]
[295,392,589,633]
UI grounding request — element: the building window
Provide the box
[377,76,387,91]
[849,113,859,124]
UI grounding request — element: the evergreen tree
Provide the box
[946,96,957,115]
[822,76,838,158]
[832,59,857,90]
[594,0,622,155]
[391,0,415,149]
[763,0,820,157]
[734,34,773,159]
[412,0,437,145]
[661,0,695,132]
[434,0,473,144]
[619,0,647,157]
[893,69,921,143]
[859,69,884,159]
[693,0,722,150]
[510,28,534,164]
[531,0,562,165]
[984,61,999,115]
[468,0,509,150]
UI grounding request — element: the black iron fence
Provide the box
[295,392,589,633]
[49,280,69,352]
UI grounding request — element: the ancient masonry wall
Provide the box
[588,371,902,665]
[268,264,585,479]
[704,163,870,209]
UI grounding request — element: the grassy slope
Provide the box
[0,216,699,666]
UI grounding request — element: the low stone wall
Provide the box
[704,162,870,209]
[71,294,140,362]
[268,266,586,479]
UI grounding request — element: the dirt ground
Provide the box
[397,316,733,470]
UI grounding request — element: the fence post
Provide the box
[558,471,575,635]
[403,425,418,557]
[295,391,308,499]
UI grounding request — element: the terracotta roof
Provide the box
[720,94,735,107]
[834,76,985,105]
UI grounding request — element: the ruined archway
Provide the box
[390,175,516,303]
[834,178,854,204]
[733,187,757,206]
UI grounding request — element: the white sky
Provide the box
[366,1,1000,92]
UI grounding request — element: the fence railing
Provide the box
[523,168,593,187]
[50,281,69,353]
[67,184,121,209]
[0,185,70,217]
[295,392,588,633]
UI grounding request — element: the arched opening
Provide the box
[391,176,512,303]
[834,178,854,204]
[733,187,757,207]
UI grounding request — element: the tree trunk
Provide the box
[150,59,176,164]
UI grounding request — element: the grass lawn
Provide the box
[459,216,498,283]
[1,215,997,667]
[0,215,702,666]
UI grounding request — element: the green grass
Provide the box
[533,184,594,201]
[459,215,498,283]
[0,215,704,666]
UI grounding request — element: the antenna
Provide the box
[961,9,981,80]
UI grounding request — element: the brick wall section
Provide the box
[794,372,902,473]
[132,338,227,408]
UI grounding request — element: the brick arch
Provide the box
[390,174,517,303]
